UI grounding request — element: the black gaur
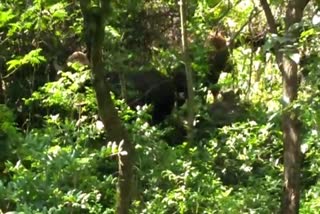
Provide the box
[62,51,187,124]
[113,70,176,124]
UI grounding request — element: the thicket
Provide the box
[1,0,320,213]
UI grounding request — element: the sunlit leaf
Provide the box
[6,49,46,71]
[0,9,15,27]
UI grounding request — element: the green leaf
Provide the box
[7,22,21,36]
[6,48,46,71]
[6,58,22,71]
[105,25,121,38]
[49,3,67,19]
[0,9,15,27]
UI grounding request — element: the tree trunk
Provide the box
[280,52,301,214]
[179,0,195,142]
[281,1,309,213]
[0,72,4,104]
[260,0,310,213]
[79,1,134,213]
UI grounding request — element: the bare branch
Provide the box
[259,0,278,34]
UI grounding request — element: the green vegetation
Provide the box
[0,0,319,213]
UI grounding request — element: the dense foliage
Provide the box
[1,0,320,213]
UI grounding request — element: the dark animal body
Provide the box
[111,70,177,124]
[62,52,184,124]
[207,33,232,96]
[63,36,232,124]
[107,33,232,124]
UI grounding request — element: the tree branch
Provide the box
[259,0,278,34]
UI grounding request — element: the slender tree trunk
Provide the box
[260,0,309,213]
[280,50,301,214]
[179,0,194,142]
[280,1,309,213]
[0,72,4,104]
[79,1,134,213]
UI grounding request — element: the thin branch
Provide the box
[259,0,278,34]
[229,8,260,49]
[179,0,194,142]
